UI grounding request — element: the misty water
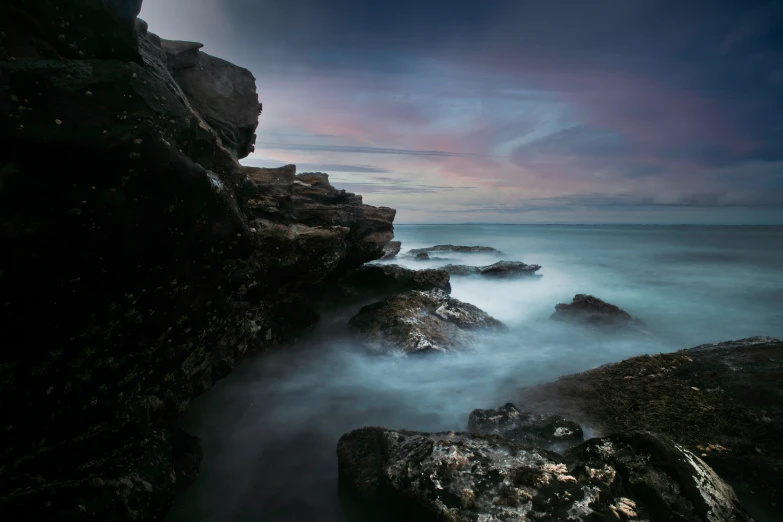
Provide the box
[166,225,783,522]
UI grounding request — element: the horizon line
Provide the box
[393,223,783,226]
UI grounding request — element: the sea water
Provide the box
[166,225,783,522]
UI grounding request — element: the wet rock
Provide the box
[349,289,503,354]
[380,240,401,260]
[551,294,647,332]
[517,336,783,522]
[406,244,504,256]
[444,261,542,278]
[468,403,583,448]
[336,264,451,302]
[414,252,430,260]
[337,427,751,522]
[0,3,395,521]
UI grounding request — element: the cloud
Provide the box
[241,158,390,174]
[141,0,783,223]
[255,143,492,158]
[330,182,475,195]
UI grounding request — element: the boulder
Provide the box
[349,289,503,354]
[406,244,504,256]
[551,294,647,332]
[161,37,262,159]
[337,264,451,301]
[337,427,751,522]
[380,240,401,260]
[467,403,583,448]
[444,261,542,278]
[517,336,783,522]
[414,252,430,260]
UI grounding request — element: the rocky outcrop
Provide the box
[337,427,751,522]
[335,264,451,302]
[380,240,401,260]
[0,3,394,521]
[160,37,262,159]
[414,252,430,260]
[444,261,542,278]
[551,294,647,333]
[349,289,503,354]
[406,244,504,256]
[517,336,783,522]
[467,403,583,448]
[0,0,145,64]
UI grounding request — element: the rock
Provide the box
[406,244,504,256]
[517,336,783,522]
[444,261,542,278]
[349,289,503,354]
[380,240,401,260]
[337,427,751,522]
[159,39,203,71]
[0,4,395,521]
[414,252,430,260]
[336,264,451,302]
[291,172,396,266]
[161,37,261,158]
[467,403,583,448]
[0,0,144,63]
[551,294,647,333]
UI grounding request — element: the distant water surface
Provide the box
[166,225,783,522]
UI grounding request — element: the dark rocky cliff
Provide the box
[0,1,394,520]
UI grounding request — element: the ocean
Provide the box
[166,225,783,522]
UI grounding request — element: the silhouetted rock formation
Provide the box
[0,2,394,520]
[444,260,542,277]
[517,336,783,522]
[337,427,751,522]
[349,289,503,354]
[379,240,401,260]
[467,403,583,448]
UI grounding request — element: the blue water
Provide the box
[166,225,783,522]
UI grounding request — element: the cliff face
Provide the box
[0,1,395,520]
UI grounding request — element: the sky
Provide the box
[140,0,783,224]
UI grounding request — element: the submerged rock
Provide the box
[444,261,542,278]
[414,252,430,260]
[336,264,451,301]
[517,336,783,522]
[468,403,583,448]
[380,241,402,260]
[337,427,751,522]
[406,244,504,256]
[349,289,503,354]
[551,294,647,332]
